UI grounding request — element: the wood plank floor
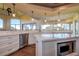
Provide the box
[9,44,35,56]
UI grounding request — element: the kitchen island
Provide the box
[35,33,79,56]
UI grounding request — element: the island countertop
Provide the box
[36,34,79,56]
[35,33,79,42]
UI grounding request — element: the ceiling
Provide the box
[31,3,70,8]
[0,3,79,23]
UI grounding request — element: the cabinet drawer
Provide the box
[7,35,19,40]
[0,41,19,50]
[0,36,10,42]
[0,42,19,55]
[0,39,16,43]
[0,39,19,47]
[0,35,19,42]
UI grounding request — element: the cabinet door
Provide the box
[0,42,19,56]
[0,35,19,55]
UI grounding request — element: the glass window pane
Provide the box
[0,19,3,28]
[11,19,20,24]
[76,21,79,34]
[22,23,37,30]
[41,24,50,29]
[16,25,20,30]
[11,25,15,30]
[62,24,69,30]
[10,19,21,30]
[33,25,36,30]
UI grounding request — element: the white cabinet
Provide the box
[0,35,19,56]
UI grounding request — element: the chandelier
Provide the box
[0,3,16,17]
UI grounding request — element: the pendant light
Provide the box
[57,11,61,22]
[32,10,34,21]
[12,3,16,17]
[57,9,62,27]
[44,13,47,23]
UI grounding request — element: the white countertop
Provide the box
[35,34,79,42]
[0,31,39,36]
[0,31,78,42]
[0,31,27,36]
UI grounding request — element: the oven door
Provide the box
[57,41,73,56]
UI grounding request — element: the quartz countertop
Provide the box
[0,31,78,42]
[35,33,79,42]
[0,30,39,36]
[0,31,28,36]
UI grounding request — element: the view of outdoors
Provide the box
[10,19,21,30]
[0,18,3,29]
[41,23,70,31]
[0,18,78,38]
[22,23,70,31]
[22,23,36,30]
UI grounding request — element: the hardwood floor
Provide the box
[9,44,36,56]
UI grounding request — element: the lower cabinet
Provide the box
[0,35,19,56]
[19,33,29,48]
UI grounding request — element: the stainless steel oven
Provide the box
[57,41,76,56]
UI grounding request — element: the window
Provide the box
[41,24,51,30]
[62,24,69,30]
[0,18,3,29]
[76,20,79,35]
[22,23,37,30]
[10,19,21,30]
